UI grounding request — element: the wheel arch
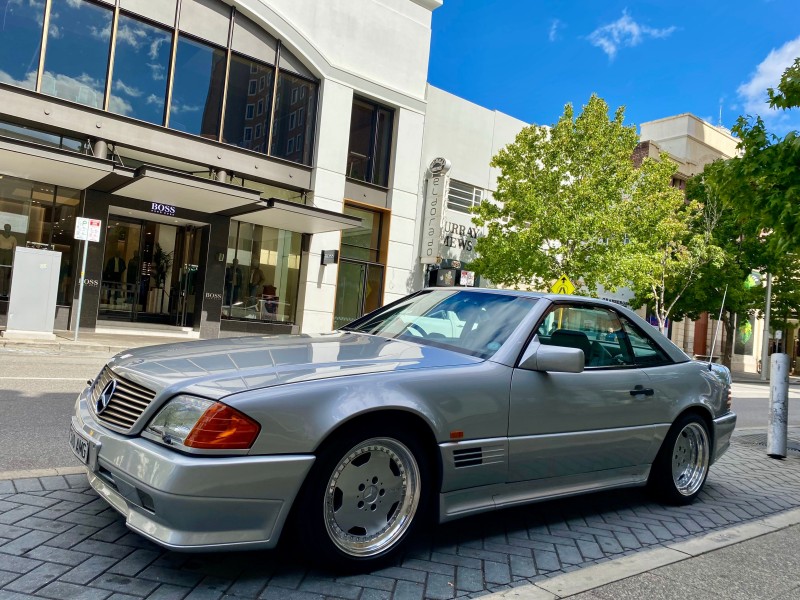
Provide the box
[674,405,715,452]
[313,409,443,492]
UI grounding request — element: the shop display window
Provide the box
[223,221,301,324]
[0,176,78,305]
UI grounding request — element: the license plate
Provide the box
[69,425,90,465]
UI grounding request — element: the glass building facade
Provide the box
[1,0,319,167]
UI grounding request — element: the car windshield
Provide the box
[342,290,537,359]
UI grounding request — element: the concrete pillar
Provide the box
[92,139,108,160]
[215,168,228,183]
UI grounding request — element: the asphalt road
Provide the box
[1,346,798,472]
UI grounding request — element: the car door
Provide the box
[508,303,661,483]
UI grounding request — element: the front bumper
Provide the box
[72,388,315,551]
[711,411,737,464]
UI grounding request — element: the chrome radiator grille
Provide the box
[89,366,156,431]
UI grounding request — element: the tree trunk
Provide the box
[720,310,735,369]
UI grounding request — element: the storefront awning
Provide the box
[232,198,362,234]
[109,165,262,212]
[0,135,114,189]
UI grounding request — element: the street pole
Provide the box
[73,239,89,342]
[760,273,772,381]
[767,352,789,458]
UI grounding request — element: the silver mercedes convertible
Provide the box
[70,288,736,568]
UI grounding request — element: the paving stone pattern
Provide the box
[1,434,799,600]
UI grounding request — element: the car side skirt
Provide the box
[438,465,651,523]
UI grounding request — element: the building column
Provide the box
[295,79,353,334]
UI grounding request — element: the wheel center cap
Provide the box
[364,485,379,503]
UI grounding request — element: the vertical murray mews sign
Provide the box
[419,157,451,264]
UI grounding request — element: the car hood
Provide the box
[106,332,481,400]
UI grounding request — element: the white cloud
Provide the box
[169,101,200,114]
[588,10,676,60]
[549,19,561,42]
[148,36,169,61]
[737,36,800,134]
[147,63,166,81]
[115,23,147,48]
[108,94,133,116]
[0,69,37,90]
[146,94,165,109]
[113,80,142,98]
[90,22,110,42]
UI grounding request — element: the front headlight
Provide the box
[146,395,260,450]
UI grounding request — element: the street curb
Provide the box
[0,466,86,481]
[0,341,124,354]
[481,506,800,600]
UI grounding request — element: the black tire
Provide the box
[648,413,711,505]
[293,424,432,570]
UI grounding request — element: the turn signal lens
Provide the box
[726,387,733,411]
[184,403,261,449]
[147,396,261,451]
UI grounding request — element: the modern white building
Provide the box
[0,0,478,338]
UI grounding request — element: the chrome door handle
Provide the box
[630,386,654,396]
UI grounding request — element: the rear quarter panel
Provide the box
[644,360,729,426]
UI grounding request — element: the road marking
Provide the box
[0,377,88,381]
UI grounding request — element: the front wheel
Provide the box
[649,414,710,505]
[295,427,430,569]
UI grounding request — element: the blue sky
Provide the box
[428,0,800,136]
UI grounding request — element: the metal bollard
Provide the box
[767,352,790,458]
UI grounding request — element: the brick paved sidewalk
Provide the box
[1,431,799,600]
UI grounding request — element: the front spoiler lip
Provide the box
[73,389,316,551]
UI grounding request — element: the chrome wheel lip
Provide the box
[324,437,421,558]
[671,422,710,496]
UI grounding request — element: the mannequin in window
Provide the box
[249,259,265,303]
[104,252,126,304]
[0,223,17,297]
[225,258,243,305]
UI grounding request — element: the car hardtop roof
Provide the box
[429,287,626,308]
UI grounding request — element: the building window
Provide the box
[296,133,303,150]
[169,35,226,138]
[42,0,113,109]
[347,98,394,187]
[255,124,262,139]
[291,87,298,104]
[259,75,266,91]
[297,107,304,126]
[243,127,252,142]
[447,180,484,214]
[288,111,296,130]
[222,53,273,149]
[250,63,258,74]
[248,79,257,95]
[270,73,316,165]
[223,221,302,324]
[0,0,44,90]
[109,14,172,125]
[286,137,295,154]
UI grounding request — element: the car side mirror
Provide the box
[518,342,585,373]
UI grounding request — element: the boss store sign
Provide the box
[150,202,177,217]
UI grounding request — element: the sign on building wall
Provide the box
[419,157,451,264]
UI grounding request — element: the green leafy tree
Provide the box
[668,162,769,366]
[622,158,723,335]
[471,95,645,292]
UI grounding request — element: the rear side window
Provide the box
[620,316,672,367]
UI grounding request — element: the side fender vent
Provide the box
[453,448,483,468]
[452,445,505,468]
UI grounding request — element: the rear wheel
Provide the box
[295,426,430,569]
[649,413,710,504]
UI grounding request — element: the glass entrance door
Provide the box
[100,216,204,325]
[99,218,144,321]
[333,259,384,329]
[171,226,202,328]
